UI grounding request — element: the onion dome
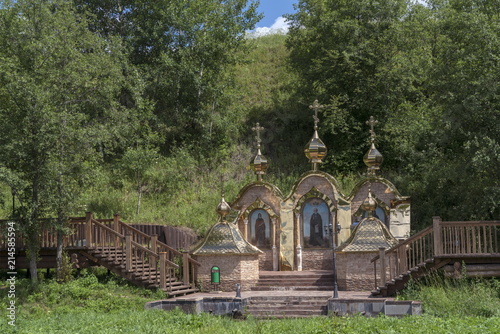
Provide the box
[304,100,328,171]
[363,116,383,176]
[336,216,398,252]
[250,123,268,181]
[191,197,262,255]
[360,188,377,217]
[216,195,231,222]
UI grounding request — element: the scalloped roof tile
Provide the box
[191,221,262,255]
[337,217,398,252]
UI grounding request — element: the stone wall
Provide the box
[337,251,376,291]
[336,251,396,291]
[193,254,260,292]
[258,249,273,271]
[301,249,333,271]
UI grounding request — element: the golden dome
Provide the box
[216,195,231,221]
[250,123,269,181]
[361,188,377,216]
[364,116,383,176]
[363,142,383,176]
[304,100,328,170]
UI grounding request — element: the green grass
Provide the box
[1,269,499,333]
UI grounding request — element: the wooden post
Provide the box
[151,235,158,269]
[433,216,443,256]
[159,252,166,289]
[401,245,408,273]
[125,233,132,271]
[85,212,93,248]
[183,252,189,285]
[379,247,386,287]
[113,214,120,247]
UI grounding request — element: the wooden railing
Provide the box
[371,217,500,289]
[0,213,200,290]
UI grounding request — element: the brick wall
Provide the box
[258,249,273,270]
[193,254,260,292]
[301,249,334,270]
[337,251,396,291]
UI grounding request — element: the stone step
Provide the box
[255,280,333,286]
[251,286,334,291]
[248,300,328,306]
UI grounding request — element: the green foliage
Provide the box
[286,0,500,226]
[400,273,500,318]
[1,272,500,333]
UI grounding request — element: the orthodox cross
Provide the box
[366,116,378,142]
[220,175,225,198]
[252,122,264,145]
[309,100,324,129]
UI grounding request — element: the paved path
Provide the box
[168,290,391,301]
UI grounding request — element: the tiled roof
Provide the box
[337,217,398,252]
[191,221,262,255]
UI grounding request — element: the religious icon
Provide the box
[302,200,329,248]
[250,209,270,248]
[309,208,323,246]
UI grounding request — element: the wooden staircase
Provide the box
[71,213,201,297]
[3,213,202,297]
[371,217,500,297]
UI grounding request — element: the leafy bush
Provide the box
[400,272,500,318]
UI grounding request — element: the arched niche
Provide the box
[301,198,330,248]
[294,187,336,249]
[231,182,282,217]
[354,195,390,228]
[248,209,271,248]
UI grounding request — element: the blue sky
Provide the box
[255,0,297,28]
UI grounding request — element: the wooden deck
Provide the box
[0,213,201,297]
[371,217,500,297]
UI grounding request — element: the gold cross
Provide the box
[309,100,324,128]
[366,116,378,142]
[252,122,264,144]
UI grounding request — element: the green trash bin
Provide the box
[211,266,220,284]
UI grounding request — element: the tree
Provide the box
[75,0,262,157]
[285,0,412,173]
[285,0,500,226]
[0,0,142,283]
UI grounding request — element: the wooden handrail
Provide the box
[157,240,183,256]
[187,257,202,266]
[371,225,433,263]
[371,218,500,293]
[130,240,159,259]
[91,219,124,238]
[119,221,151,239]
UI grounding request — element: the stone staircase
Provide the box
[251,270,335,291]
[245,296,329,318]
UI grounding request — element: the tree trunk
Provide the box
[56,226,64,281]
[27,240,38,286]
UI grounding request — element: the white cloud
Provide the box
[247,16,290,38]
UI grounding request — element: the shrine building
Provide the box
[191,100,411,291]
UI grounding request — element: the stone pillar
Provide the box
[295,213,302,271]
[243,219,249,241]
[272,218,278,271]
